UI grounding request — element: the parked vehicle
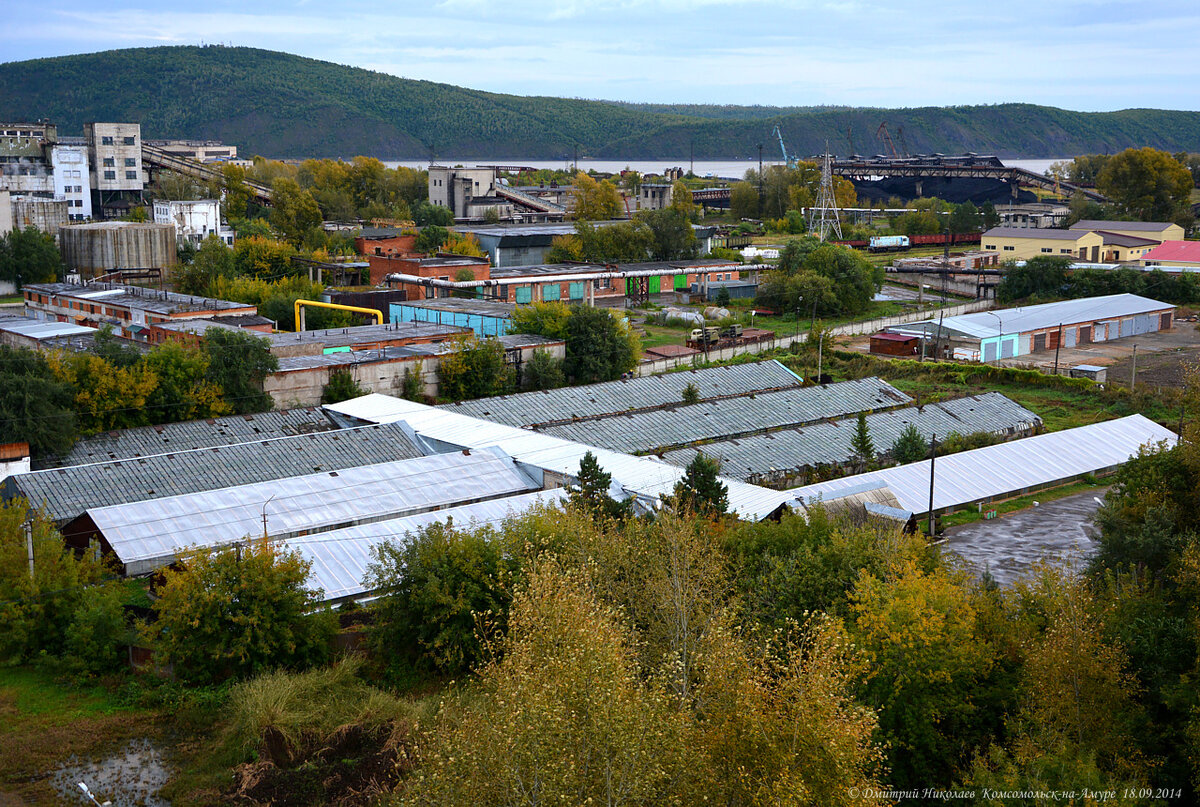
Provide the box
[868,235,911,252]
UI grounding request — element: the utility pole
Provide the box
[1053,323,1063,375]
[24,521,34,583]
[927,433,937,537]
[817,333,824,383]
[756,144,764,209]
[1131,344,1138,389]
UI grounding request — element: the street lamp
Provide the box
[985,310,1004,363]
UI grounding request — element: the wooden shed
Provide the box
[870,332,918,356]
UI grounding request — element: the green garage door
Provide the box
[568,282,585,301]
[515,286,532,304]
[542,283,561,301]
[649,276,661,294]
[674,274,687,290]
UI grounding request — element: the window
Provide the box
[104,170,116,180]
[984,244,995,250]
[1060,249,1073,254]
[1003,246,1015,251]
[103,157,115,167]
[101,136,114,145]
[123,136,135,146]
[1040,247,1052,253]
[124,158,136,167]
[126,170,137,179]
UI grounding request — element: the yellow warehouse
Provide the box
[981,227,1105,261]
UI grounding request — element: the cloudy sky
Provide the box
[3,0,1198,110]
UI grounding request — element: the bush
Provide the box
[148,542,336,684]
[320,369,368,404]
[62,584,130,676]
[522,349,565,391]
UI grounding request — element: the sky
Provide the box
[2,0,1199,110]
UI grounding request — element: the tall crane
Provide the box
[772,124,797,167]
[876,122,899,159]
[895,125,909,158]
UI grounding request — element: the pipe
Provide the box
[293,299,384,332]
[384,264,725,290]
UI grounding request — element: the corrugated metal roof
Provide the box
[788,414,1176,516]
[88,448,539,576]
[440,361,804,427]
[1070,220,1177,233]
[536,377,912,454]
[0,316,96,340]
[4,421,428,522]
[323,394,800,521]
[658,393,1041,482]
[894,294,1173,340]
[60,408,340,466]
[285,489,569,602]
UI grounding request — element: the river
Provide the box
[383,158,1066,180]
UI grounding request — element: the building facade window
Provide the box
[124,158,136,167]
[103,157,115,167]
[104,170,116,179]
[123,136,136,145]
[1041,247,1052,253]
[125,171,137,179]
[101,136,114,145]
[1003,246,1015,251]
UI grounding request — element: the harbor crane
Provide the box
[876,122,899,159]
[772,124,798,167]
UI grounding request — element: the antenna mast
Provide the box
[807,144,843,242]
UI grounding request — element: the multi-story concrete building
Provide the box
[85,122,145,218]
[50,144,92,221]
[152,199,234,246]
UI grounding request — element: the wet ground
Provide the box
[50,738,172,807]
[941,489,1106,586]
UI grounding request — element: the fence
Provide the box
[634,299,994,376]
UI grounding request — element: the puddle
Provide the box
[941,489,1105,586]
[50,738,172,806]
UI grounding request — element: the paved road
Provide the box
[941,489,1106,586]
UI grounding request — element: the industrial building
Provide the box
[533,378,912,454]
[440,360,804,427]
[1,420,428,523]
[1069,220,1185,243]
[789,414,1175,518]
[85,122,145,218]
[659,393,1041,487]
[0,122,91,228]
[391,297,516,338]
[23,281,255,337]
[980,227,1105,261]
[0,313,96,351]
[57,222,177,277]
[152,199,234,246]
[451,221,717,268]
[367,252,490,290]
[1140,241,1200,268]
[887,293,1174,362]
[428,166,565,222]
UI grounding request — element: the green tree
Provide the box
[414,224,448,253]
[221,163,251,220]
[413,200,454,227]
[437,335,515,401]
[142,340,229,423]
[669,180,695,217]
[365,521,518,682]
[729,180,760,220]
[173,233,235,295]
[891,423,929,465]
[571,172,622,220]
[681,381,701,404]
[521,348,564,391]
[980,201,1000,230]
[851,560,995,788]
[46,350,158,433]
[233,235,296,278]
[673,453,729,516]
[148,541,334,684]
[949,201,982,234]
[201,327,278,414]
[62,584,130,676]
[451,266,477,299]
[0,500,107,661]
[637,207,698,261]
[715,286,731,306]
[320,369,368,404]
[850,411,875,465]
[567,451,632,522]
[0,227,62,289]
[563,304,639,383]
[997,255,1074,303]
[270,176,323,246]
[0,346,77,458]
[1097,147,1194,222]
[508,300,572,339]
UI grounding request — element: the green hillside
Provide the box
[1,46,1197,160]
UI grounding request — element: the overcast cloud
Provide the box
[3,0,1198,109]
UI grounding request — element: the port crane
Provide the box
[772,124,798,167]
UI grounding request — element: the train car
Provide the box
[869,235,911,252]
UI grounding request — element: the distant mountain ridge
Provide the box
[1,46,1197,160]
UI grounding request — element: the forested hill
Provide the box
[2,46,1198,160]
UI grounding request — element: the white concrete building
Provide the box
[152,199,234,246]
[86,122,144,193]
[50,144,92,221]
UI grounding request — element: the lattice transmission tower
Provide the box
[807,145,843,242]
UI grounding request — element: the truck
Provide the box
[689,326,720,345]
[868,235,910,253]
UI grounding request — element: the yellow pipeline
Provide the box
[293,299,385,332]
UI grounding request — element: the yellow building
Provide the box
[1070,220,1185,243]
[981,227,1105,261]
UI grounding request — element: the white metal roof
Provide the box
[788,414,1175,516]
[87,448,539,576]
[893,294,1173,341]
[0,319,96,339]
[324,395,797,520]
[284,488,568,602]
